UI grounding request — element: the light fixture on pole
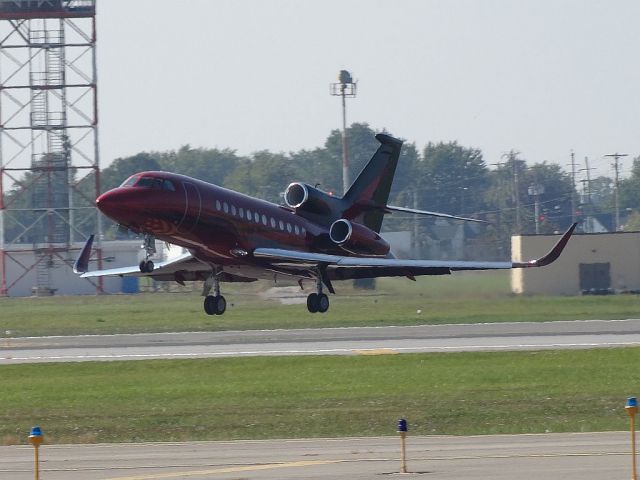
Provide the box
[330,70,357,195]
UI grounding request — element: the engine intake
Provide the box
[284,182,337,215]
[329,219,390,257]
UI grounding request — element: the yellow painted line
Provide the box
[354,348,398,355]
[104,459,342,480]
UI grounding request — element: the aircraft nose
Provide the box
[96,189,116,212]
[96,188,132,221]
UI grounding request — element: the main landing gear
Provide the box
[203,271,226,316]
[204,294,226,315]
[307,276,329,313]
[139,234,156,273]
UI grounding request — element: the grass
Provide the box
[1,272,640,337]
[1,348,639,445]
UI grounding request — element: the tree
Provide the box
[100,152,162,192]
[324,123,381,195]
[288,147,339,195]
[521,162,574,233]
[225,150,295,202]
[417,141,489,217]
[159,145,241,187]
[620,156,640,211]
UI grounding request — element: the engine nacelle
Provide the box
[329,219,390,257]
[284,182,336,215]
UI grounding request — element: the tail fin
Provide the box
[342,133,403,233]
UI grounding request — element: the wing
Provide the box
[254,223,577,281]
[79,250,210,282]
[74,236,255,283]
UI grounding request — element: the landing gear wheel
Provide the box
[306,293,319,313]
[214,295,226,315]
[317,293,329,313]
[204,295,227,316]
[139,260,154,273]
[204,296,216,315]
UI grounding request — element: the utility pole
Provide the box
[502,152,521,234]
[330,71,357,195]
[412,189,420,257]
[568,150,578,224]
[579,156,595,233]
[605,152,628,231]
[528,184,545,234]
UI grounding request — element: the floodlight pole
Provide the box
[340,90,349,194]
[330,71,357,195]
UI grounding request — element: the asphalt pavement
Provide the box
[2,319,640,364]
[0,432,633,479]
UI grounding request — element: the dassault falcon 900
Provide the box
[74,134,576,315]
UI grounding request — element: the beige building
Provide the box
[511,231,640,296]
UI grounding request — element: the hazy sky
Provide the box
[98,0,640,179]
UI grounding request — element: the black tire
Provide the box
[317,293,329,313]
[139,260,154,273]
[204,296,216,315]
[215,295,227,315]
[307,293,319,313]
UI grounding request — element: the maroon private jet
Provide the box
[75,133,576,315]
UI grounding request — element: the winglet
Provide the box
[513,223,577,268]
[73,234,94,274]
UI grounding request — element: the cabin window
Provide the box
[279,220,284,231]
[301,227,306,236]
[247,209,252,221]
[286,223,292,233]
[216,200,221,211]
[261,214,268,226]
[223,202,229,214]
[231,205,237,216]
[239,207,244,218]
[254,212,260,223]
[294,225,300,235]
[270,217,276,228]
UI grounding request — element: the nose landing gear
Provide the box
[139,234,156,273]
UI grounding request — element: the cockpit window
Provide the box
[135,176,175,190]
[120,175,176,191]
[120,175,139,187]
[136,176,163,189]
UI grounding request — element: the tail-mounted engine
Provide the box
[329,219,390,257]
[284,182,344,218]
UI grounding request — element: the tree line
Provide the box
[4,122,640,258]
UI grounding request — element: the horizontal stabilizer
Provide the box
[386,205,487,223]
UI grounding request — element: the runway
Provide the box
[2,319,640,364]
[0,432,632,479]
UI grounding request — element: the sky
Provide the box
[98,0,640,179]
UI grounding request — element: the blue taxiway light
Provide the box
[397,419,407,432]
